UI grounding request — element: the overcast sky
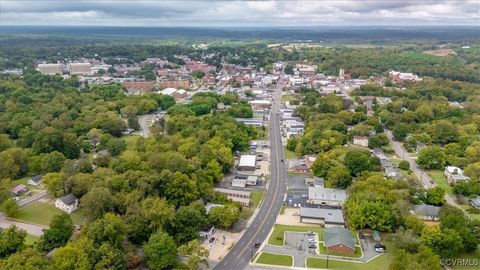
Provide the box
[1,0,479,27]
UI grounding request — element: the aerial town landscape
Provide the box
[0,1,479,270]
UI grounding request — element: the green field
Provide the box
[25,234,40,246]
[459,204,480,222]
[256,252,293,266]
[239,190,264,220]
[307,253,393,270]
[428,170,452,194]
[284,147,300,160]
[15,202,85,226]
[268,224,323,246]
[452,249,480,270]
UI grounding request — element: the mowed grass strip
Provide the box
[306,253,393,270]
[256,252,293,266]
[268,224,323,246]
[15,202,85,226]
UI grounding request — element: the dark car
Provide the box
[254,242,261,249]
[281,159,284,162]
[374,244,387,253]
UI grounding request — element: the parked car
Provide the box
[254,242,261,249]
[292,212,300,216]
[374,244,387,253]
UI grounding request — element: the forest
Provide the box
[0,71,257,269]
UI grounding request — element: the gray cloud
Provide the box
[1,0,479,26]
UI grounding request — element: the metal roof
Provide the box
[323,226,356,250]
[300,207,345,224]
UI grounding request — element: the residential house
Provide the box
[307,187,347,207]
[10,184,28,196]
[27,175,43,186]
[471,196,480,209]
[444,166,470,184]
[55,193,79,214]
[323,226,356,254]
[300,207,345,227]
[411,204,440,221]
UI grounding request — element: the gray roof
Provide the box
[412,204,440,217]
[308,187,347,202]
[471,196,480,208]
[59,193,77,205]
[323,226,356,250]
[300,207,345,224]
[30,175,43,183]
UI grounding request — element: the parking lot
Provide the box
[284,231,319,255]
[287,173,310,192]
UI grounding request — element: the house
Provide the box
[307,187,347,207]
[411,204,440,221]
[55,194,79,214]
[237,155,257,171]
[353,136,369,147]
[416,142,427,152]
[249,100,271,111]
[471,196,480,209]
[10,185,28,196]
[299,207,345,227]
[27,175,43,186]
[214,188,250,206]
[323,226,356,254]
[293,164,309,173]
[444,166,470,184]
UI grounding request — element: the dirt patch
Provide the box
[423,49,457,57]
[276,208,312,227]
[201,229,242,261]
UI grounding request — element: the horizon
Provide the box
[1,0,479,27]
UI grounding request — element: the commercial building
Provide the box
[38,63,63,75]
[70,63,92,75]
[299,207,345,227]
[307,187,347,207]
[214,188,250,206]
[237,155,257,171]
[158,78,190,89]
[323,226,356,254]
[122,81,155,93]
[231,175,258,188]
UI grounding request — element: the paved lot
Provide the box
[0,219,47,236]
[287,173,310,192]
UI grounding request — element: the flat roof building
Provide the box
[308,187,347,207]
[214,188,250,206]
[38,63,62,75]
[300,207,345,227]
[237,155,257,171]
[70,63,92,75]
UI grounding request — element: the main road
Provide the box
[213,86,287,270]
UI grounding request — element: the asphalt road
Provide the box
[213,87,287,270]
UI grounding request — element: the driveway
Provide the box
[18,190,48,208]
[0,219,47,236]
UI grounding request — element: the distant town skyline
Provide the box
[1,0,479,27]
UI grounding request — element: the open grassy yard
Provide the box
[25,234,40,246]
[239,190,264,220]
[10,176,30,188]
[307,253,394,270]
[452,248,480,270]
[428,170,452,194]
[459,204,480,222]
[268,224,324,246]
[256,252,293,266]
[284,147,300,160]
[15,202,85,226]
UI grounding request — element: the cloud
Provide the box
[0,0,478,26]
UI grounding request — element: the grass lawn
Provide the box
[284,147,300,160]
[239,190,264,220]
[256,252,293,267]
[10,176,30,188]
[319,245,363,258]
[452,248,480,270]
[307,253,394,270]
[459,204,480,222]
[25,234,40,245]
[268,224,324,246]
[428,170,452,194]
[15,202,85,226]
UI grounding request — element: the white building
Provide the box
[237,155,257,171]
[308,187,347,207]
[55,194,79,214]
[38,63,62,75]
[353,136,369,147]
[70,63,92,75]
